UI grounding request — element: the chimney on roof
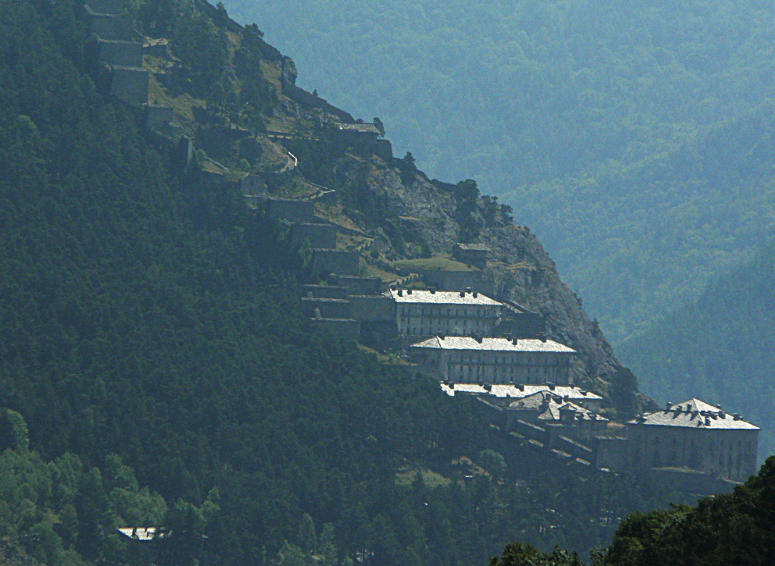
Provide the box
[429,287,436,294]
[398,289,403,296]
[465,286,472,293]
[548,383,556,391]
[705,417,711,426]
[459,290,465,297]
[518,384,525,391]
[733,413,741,420]
[665,401,672,412]
[473,291,478,298]
[407,288,412,294]
[474,335,483,343]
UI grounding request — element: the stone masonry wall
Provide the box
[110,67,148,106]
[302,298,352,319]
[348,295,395,322]
[312,249,359,276]
[291,223,337,249]
[98,39,142,67]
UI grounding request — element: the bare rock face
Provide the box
[329,153,626,397]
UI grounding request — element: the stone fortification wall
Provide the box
[333,275,382,295]
[348,295,395,322]
[375,139,393,161]
[302,285,348,299]
[264,198,315,223]
[310,318,360,341]
[593,436,629,470]
[88,12,134,41]
[98,40,142,67]
[312,249,359,276]
[110,67,148,106]
[302,297,352,319]
[291,223,337,249]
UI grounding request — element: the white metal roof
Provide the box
[389,289,502,306]
[440,382,600,401]
[413,336,575,353]
[631,398,759,430]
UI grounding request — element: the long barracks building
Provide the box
[410,335,577,384]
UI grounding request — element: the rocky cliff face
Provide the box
[296,149,630,403]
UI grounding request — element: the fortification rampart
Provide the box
[88,11,134,41]
[302,285,348,299]
[291,223,337,249]
[98,39,142,67]
[110,67,148,106]
[312,249,360,276]
[263,198,315,223]
[302,298,352,319]
[348,295,395,322]
[333,275,382,295]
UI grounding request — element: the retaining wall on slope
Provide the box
[98,39,142,67]
[312,249,359,276]
[110,66,148,105]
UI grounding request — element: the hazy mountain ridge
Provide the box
[619,242,775,458]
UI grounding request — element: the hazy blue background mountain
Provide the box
[222,0,775,342]
[619,243,775,458]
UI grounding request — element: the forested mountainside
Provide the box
[618,243,775,458]
[490,456,775,566]
[221,0,775,343]
[0,1,672,565]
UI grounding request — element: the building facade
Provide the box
[390,289,502,338]
[628,398,759,483]
[411,336,576,384]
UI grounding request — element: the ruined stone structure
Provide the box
[390,289,502,338]
[628,398,759,483]
[410,336,576,384]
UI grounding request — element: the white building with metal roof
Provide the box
[389,288,503,338]
[440,382,602,412]
[411,335,576,384]
[628,398,759,482]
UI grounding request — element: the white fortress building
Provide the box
[628,398,759,483]
[410,335,576,384]
[389,288,503,338]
